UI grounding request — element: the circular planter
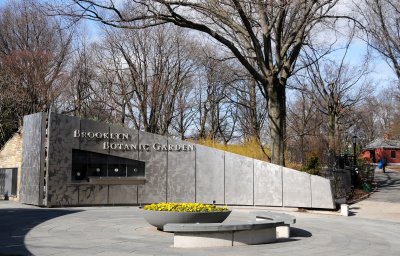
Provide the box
[140,209,231,230]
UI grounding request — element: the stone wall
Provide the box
[19,113,46,205]
[0,132,22,199]
[23,112,336,209]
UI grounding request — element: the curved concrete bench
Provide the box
[164,220,284,248]
[250,211,296,239]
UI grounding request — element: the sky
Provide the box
[340,40,397,90]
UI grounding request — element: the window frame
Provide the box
[71,149,145,182]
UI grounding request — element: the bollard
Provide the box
[340,204,349,216]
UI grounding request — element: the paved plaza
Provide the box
[1,168,400,256]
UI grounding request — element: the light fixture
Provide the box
[96,168,100,173]
[352,135,358,144]
[352,135,358,166]
[114,168,118,173]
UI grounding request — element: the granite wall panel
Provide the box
[311,175,335,209]
[167,139,195,202]
[225,152,253,205]
[254,161,283,206]
[109,185,138,204]
[19,167,40,205]
[195,145,225,204]
[47,164,79,206]
[138,131,167,203]
[46,113,80,206]
[20,113,45,205]
[78,185,108,205]
[282,167,312,208]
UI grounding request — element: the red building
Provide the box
[361,139,400,164]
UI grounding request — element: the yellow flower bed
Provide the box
[143,202,228,212]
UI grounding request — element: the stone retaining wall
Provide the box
[20,113,336,209]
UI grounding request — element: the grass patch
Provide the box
[192,137,304,171]
[194,137,270,162]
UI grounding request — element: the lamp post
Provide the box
[352,135,358,166]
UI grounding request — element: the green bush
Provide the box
[301,155,320,175]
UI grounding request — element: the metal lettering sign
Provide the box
[73,130,194,152]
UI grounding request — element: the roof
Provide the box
[364,138,400,150]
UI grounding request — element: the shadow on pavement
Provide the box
[0,207,81,256]
[290,227,312,238]
[348,206,360,216]
[348,211,357,216]
[275,228,312,243]
[375,171,400,189]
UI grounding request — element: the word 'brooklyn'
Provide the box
[103,142,194,152]
[74,130,129,140]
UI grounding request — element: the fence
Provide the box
[320,168,352,200]
[320,164,375,201]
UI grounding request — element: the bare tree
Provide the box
[349,85,400,147]
[227,76,269,159]
[171,82,197,140]
[357,0,400,82]
[90,24,196,134]
[287,91,322,165]
[195,54,233,142]
[55,0,347,165]
[59,29,96,118]
[374,87,400,138]
[0,0,73,145]
[190,47,261,145]
[236,79,265,142]
[295,44,371,164]
[0,73,20,148]
[352,95,381,143]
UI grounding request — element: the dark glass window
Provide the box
[88,152,108,177]
[127,159,145,177]
[108,155,127,177]
[391,150,396,159]
[72,150,88,180]
[72,149,145,181]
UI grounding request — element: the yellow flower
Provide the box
[143,202,229,212]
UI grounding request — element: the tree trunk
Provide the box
[328,112,337,166]
[249,79,270,161]
[300,135,305,165]
[249,79,259,139]
[267,80,286,166]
